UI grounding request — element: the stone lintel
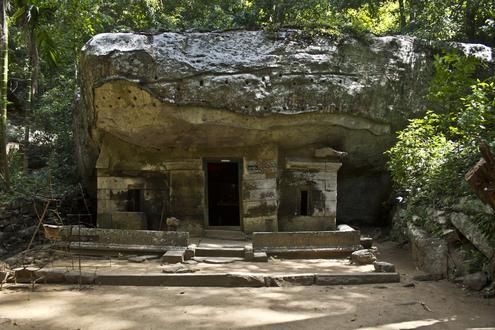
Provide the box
[285,159,342,172]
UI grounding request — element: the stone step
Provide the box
[195,247,245,258]
[203,230,247,241]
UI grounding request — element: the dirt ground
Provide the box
[0,241,494,330]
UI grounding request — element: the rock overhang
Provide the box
[76,29,494,202]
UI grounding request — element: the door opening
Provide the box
[206,161,241,227]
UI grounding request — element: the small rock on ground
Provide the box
[203,257,243,264]
[463,271,488,291]
[351,249,376,265]
[127,255,160,263]
[373,261,396,273]
[161,264,198,273]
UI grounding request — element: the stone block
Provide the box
[185,244,196,260]
[261,247,358,259]
[243,216,278,233]
[253,231,360,250]
[243,200,278,218]
[162,249,186,264]
[164,159,202,171]
[94,273,266,287]
[360,237,373,249]
[281,216,336,231]
[243,178,277,190]
[315,272,400,285]
[97,199,120,213]
[253,251,268,262]
[58,226,189,247]
[110,212,147,230]
[244,246,254,260]
[247,189,277,200]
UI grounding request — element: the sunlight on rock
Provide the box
[359,318,444,330]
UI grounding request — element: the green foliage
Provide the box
[386,111,457,200]
[387,52,493,201]
[386,52,495,241]
[428,52,480,114]
[458,80,495,145]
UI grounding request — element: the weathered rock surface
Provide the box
[407,223,448,276]
[161,264,198,273]
[463,271,489,291]
[450,212,495,261]
[351,249,376,265]
[77,30,494,224]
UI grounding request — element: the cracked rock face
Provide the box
[76,30,493,224]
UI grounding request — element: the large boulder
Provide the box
[76,30,493,224]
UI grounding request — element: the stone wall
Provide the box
[93,132,343,233]
[242,144,279,233]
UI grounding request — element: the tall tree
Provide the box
[0,0,9,190]
[13,0,56,173]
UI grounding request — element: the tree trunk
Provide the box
[23,25,39,174]
[0,0,9,190]
[398,0,406,32]
[464,0,477,42]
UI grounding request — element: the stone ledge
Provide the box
[261,247,362,259]
[253,231,361,250]
[55,242,180,256]
[28,270,400,287]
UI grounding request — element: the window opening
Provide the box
[127,189,142,212]
[300,190,309,216]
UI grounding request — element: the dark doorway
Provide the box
[206,161,241,226]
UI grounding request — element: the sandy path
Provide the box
[0,241,493,329]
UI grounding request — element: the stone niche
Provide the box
[278,158,341,232]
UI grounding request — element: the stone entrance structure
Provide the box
[76,30,492,234]
[94,128,342,234]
